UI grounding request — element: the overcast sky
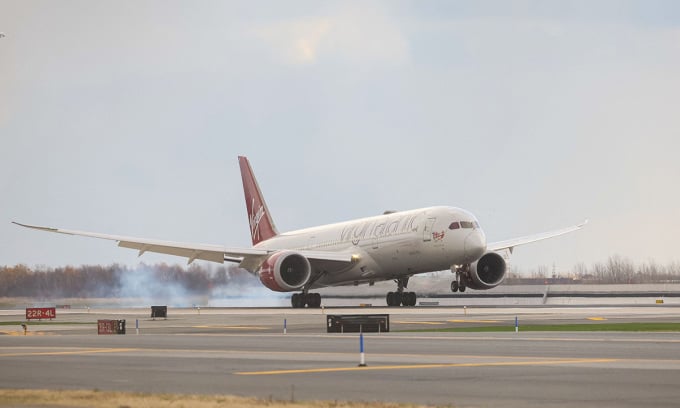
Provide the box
[1,1,679,275]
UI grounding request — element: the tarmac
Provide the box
[1,305,680,407]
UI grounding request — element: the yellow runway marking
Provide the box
[448,320,501,323]
[587,317,607,321]
[192,325,268,330]
[235,358,617,376]
[393,321,445,325]
[0,348,138,358]
[0,330,51,336]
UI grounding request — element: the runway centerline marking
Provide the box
[235,358,617,376]
[0,348,139,358]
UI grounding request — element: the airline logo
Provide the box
[249,197,265,242]
[432,231,445,241]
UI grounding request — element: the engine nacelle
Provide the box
[463,252,507,290]
[258,250,312,292]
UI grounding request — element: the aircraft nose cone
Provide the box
[464,230,487,262]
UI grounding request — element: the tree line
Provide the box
[508,255,680,284]
[2,255,680,298]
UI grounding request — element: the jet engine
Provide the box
[462,252,507,290]
[258,250,312,292]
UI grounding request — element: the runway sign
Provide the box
[151,306,167,319]
[327,314,389,333]
[25,307,56,320]
[98,319,126,335]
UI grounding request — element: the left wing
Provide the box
[11,222,353,272]
[487,219,588,254]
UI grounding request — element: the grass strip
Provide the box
[0,389,432,408]
[401,322,680,333]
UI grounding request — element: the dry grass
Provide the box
[0,389,442,408]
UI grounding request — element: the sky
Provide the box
[1,0,679,275]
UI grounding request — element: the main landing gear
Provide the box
[386,277,417,307]
[291,292,321,308]
[451,265,467,293]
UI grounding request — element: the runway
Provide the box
[1,306,680,407]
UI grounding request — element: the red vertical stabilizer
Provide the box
[239,156,278,245]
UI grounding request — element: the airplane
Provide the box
[14,156,586,308]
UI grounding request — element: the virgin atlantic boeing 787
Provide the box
[14,156,586,308]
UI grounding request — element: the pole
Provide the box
[284,318,287,335]
[515,316,518,333]
[136,319,139,335]
[358,329,367,367]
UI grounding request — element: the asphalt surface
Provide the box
[1,306,680,407]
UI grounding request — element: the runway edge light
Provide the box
[358,330,367,367]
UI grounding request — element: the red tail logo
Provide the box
[239,156,278,245]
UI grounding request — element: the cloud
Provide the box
[255,18,331,64]
[254,5,409,66]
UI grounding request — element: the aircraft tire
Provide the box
[451,281,459,292]
[459,285,466,293]
[403,292,416,306]
[307,293,321,308]
[386,292,395,306]
[394,292,403,306]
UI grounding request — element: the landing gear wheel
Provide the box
[451,281,459,292]
[291,293,304,308]
[459,285,466,293]
[386,292,396,307]
[403,292,417,306]
[307,293,321,308]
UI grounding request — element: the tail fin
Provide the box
[239,156,278,245]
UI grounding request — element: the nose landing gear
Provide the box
[450,281,466,292]
[451,265,468,293]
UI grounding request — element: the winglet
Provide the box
[238,156,278,245]
[12,221,60,233]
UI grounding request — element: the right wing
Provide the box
[12,222,353,272]
[487,219,588,254]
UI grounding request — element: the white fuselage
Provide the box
[254,206,487,288]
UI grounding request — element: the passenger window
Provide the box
[449,222,460,230]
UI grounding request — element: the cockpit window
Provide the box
[450,220,479,229]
